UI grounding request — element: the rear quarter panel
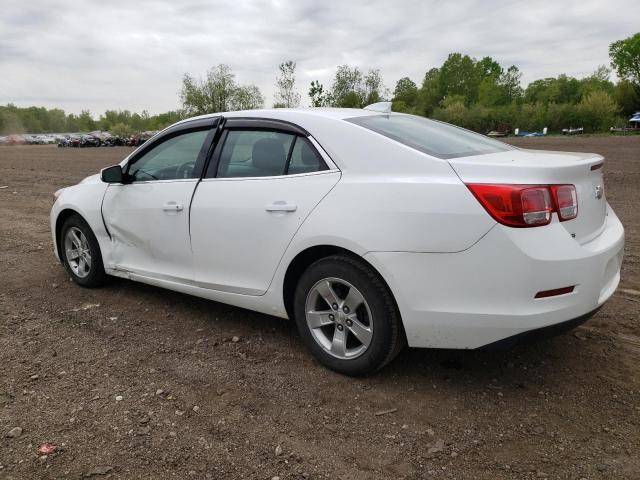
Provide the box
[291,121,496,254]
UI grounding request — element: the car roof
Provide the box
[177,107,385,128]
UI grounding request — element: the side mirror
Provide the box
[101,165,123,183]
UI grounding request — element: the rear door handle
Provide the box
[266,201,297,212]
[162,202,184,212]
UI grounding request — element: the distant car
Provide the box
[102,136,125,147]
[36,135,56,145]
[50,105,624,375]
[67,135,81,148]
[80,135,100,147]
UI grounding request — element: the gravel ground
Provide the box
[0,136,639,479]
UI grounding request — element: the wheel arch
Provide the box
[282,245,402,326]
[54,208,83,262]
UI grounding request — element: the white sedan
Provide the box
[51,104,624,375]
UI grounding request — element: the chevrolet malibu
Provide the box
[51,104,624,375]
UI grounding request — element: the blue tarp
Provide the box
[630,112,640,122]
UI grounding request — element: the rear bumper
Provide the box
[364,204,624,349]
[480,306,600,350]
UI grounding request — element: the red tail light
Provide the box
[467,184,577,228]
[551,185,578,221]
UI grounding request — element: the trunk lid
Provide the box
[448,148,607,244]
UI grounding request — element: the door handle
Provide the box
[162,202,184,212]
[266,201,297,212]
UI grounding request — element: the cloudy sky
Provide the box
[0,0,637,115]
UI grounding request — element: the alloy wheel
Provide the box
[64,226,92,278]
[305,277,373,359]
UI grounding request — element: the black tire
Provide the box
[293,255,405,376]
[60,215,107,288]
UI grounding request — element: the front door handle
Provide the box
[266,201,297,212]
[162,202,184,212]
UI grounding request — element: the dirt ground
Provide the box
[0,136,638,480]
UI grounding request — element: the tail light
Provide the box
[551,185,578,221]
[467,184,577,228]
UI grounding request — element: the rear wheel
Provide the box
[294,255,404,376]
[60,215,107,287]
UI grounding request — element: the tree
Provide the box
[438,53,480,104]
[110,122,134,138]
[415,68,441,116]
[0,107,24,135]
[579,91,620,132]
[580,65,614,97]
[392,77,418,112]
[609,33,640,87]
[393,77,418,105]
[363,69,386,105]
[433,95,468,126]
[274,60,301,108]
[77,110,96,131]
[613,80,640,117]
[308,80,328,107]
[525,75,581,105]
[330,65,364,107]
[499,66,523,103]
[232,85,265,110]
[180,64,264,115]
[328,65,386,108]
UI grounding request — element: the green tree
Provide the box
[309,80,328,107]
[392,77,418,112]
[499,66,523,103]
[330,65,364,107]
[415,68,441,116]
[580,65,614,96]
[579,91,620,132]
[274,60,301,108]
[613,80,640,117]
[232,85,265,110]
[392,77,418,105]
[609,33,640,87]
[180,64,263,115]
[76,110,96,131]
[110,122,135,138]
[525,75,581,105]
[0,107,25,134]
[328,65,386,108]
[363,69,386,105]
[437,53,480,104]
[433,95,468,127]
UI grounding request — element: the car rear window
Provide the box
[345,114,512,159]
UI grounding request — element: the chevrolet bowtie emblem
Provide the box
[594,185,603,199]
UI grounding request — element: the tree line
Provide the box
[1,33,638,136]
[0,104,181,137]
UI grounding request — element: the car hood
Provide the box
[79,173,101,185]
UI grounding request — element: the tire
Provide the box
[293,255,405,376]
[60,215,107,288]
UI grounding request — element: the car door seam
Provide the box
[261,170,344,295]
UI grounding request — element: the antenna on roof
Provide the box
[363,101,392,113]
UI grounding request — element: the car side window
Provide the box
[127,130,209,182]
[287,137,328,174]
[214,130,329,178]
[216,130,295,178]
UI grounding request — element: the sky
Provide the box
[0,0,638,116]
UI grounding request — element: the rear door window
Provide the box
[213,130,329,178]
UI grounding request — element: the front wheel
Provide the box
[60,215,107,287]
[294,255,405,376]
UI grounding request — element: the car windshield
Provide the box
[345,114,512,159]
